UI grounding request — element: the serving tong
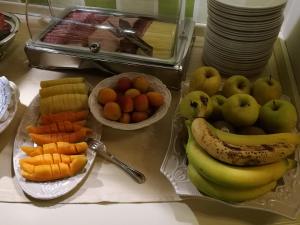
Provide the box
[108,18,153,56]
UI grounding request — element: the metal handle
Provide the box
[25,0,55,39]
[107,153,146,184]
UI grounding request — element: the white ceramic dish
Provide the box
[213,0,287,10]
[208,1,284,19]
[13,95,102,200]
[88,72,172,130]
[0,80,19,133]
[160,81,300,219]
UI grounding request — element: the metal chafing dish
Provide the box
[25,1,195,89]
[0,11,20,59]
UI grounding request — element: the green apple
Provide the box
[259,99,298,133]
[212,120,235,133]
[210,94,227,120]
[189,66,222,96]
[222,94,260,127]
[179,91,213,120]
[222,75,251,98]
[252,77,282,105]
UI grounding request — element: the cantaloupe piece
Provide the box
[21,141,88,156]
[20,155,87,182]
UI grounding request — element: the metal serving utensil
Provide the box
[107,18,153,56]
[86,137,146,184]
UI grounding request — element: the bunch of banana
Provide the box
[191,118,300,166]
[185,121,297,202]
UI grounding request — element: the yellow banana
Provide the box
[191,118,297,166]
[186,121,296,188]
[188,164,277,202]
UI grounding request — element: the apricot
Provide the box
[134,94,149,112]
[119,113,131,123]
[98,87,117,105]
[131,111,148,123]
[133,76,150,93]
[103,102,122,121]
[146,91,164,107]
[118,95,134,113]
[116,77,132,92]
[125,88,141,98]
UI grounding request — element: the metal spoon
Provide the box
[86,137,146,184]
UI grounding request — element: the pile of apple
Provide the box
[181,66,298,134]
[97,76,164,123]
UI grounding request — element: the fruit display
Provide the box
[19,77,92,182]
[185,121,296,202]
[177,66,300,202]
[97,75,165,124]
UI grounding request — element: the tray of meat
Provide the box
[25,6,195,89]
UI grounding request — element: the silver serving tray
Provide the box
[0,11,20,58]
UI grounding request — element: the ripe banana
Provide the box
[191,118,297,166]
[188,164,277,202]
[186,122,296,188]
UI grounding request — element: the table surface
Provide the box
[0,13,299,225]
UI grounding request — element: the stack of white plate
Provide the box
[203,0,287,76]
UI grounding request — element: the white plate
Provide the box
[160,81,300,219]
[208,1,284,19]
[13,95,102,200]
[213,0,287,10]
[0,80,19,133]
[88,72,172,130]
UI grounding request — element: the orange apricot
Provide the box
[132,76,150,93]
[103,102,122,121]
[119,113,131,124]
[125,88,141,98]
[118,96,134,113]
[98,88,117,105]
[116,77,132,92]
[146,91,164,107]
[134,94,149,112]
[131,111,148,123]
